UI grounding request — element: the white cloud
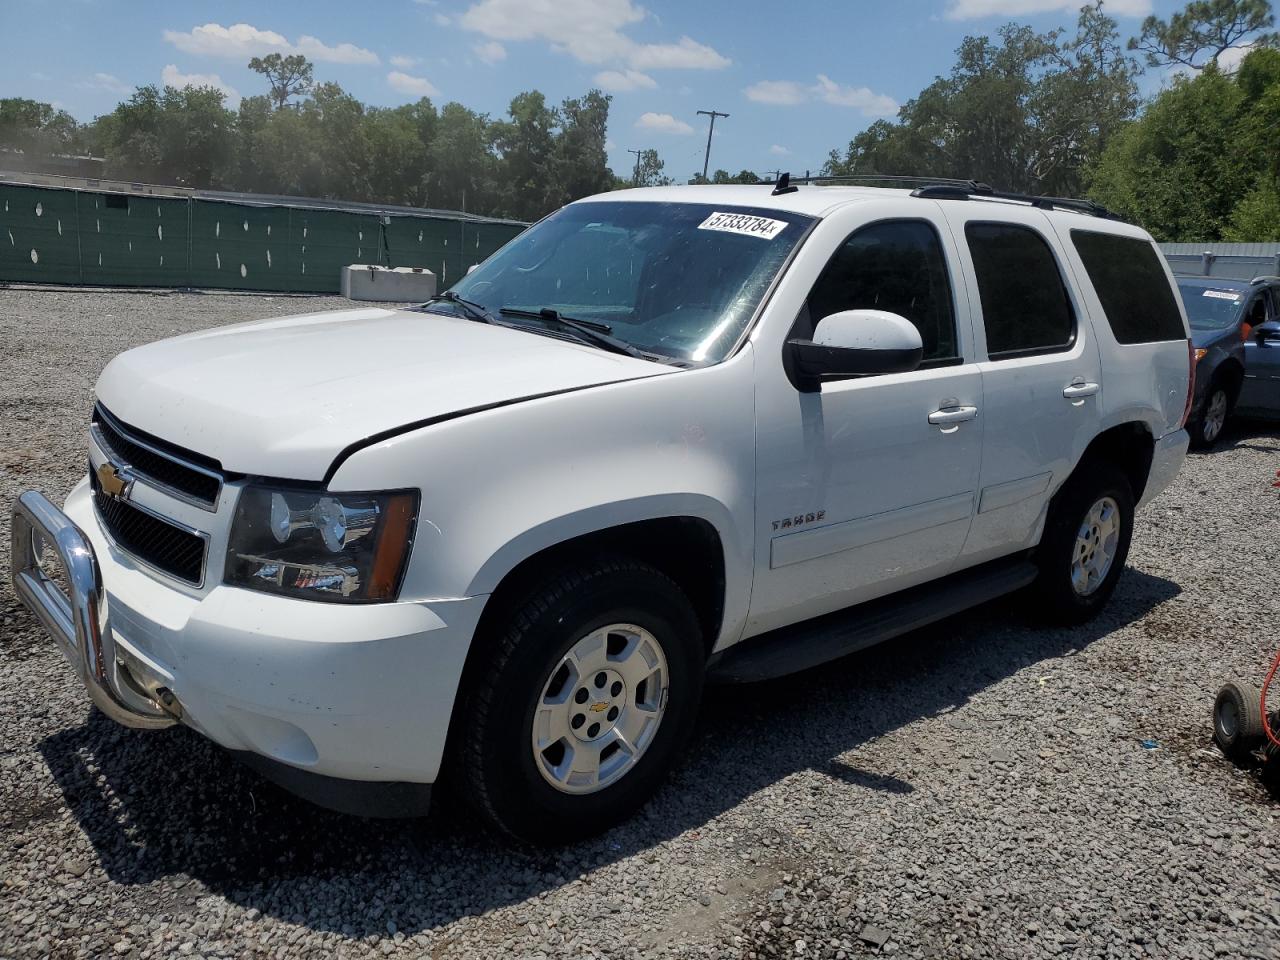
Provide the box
[744,75,898,117]
[769,144,791,156]
[745,80,808,106]
[78,72,132,95]
[473,40,507,63]
[627,36,729,71]
[294,35,380,64]
[594,69,657,91]
[944,0,1150,19]
[813,74,898,115]
[387,70,441,97]
[1217,41,1257,72]
[163,22,379,65]
[160,64,240,105]
[459,0,728,71]
[389,54,421,69]
[434,13,452,26]
[635,112,694,135]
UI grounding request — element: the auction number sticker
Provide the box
[1203,290,1241,301]
[698,211,788,240]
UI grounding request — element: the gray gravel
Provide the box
[3,287,1279,960]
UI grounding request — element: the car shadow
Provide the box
[1195,416,1279,455]
[36,567,1180,939]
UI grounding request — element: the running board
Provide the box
[708,555,1038,683]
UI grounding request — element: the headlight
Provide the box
[225,485,418,602]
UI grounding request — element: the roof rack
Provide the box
[909,182,1126,221]
[1251,275,1280,284]
[768,173,1126,222]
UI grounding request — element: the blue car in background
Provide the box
[1175,275,1280,447]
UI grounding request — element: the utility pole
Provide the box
[627,148,643,186]
[764,169,782,183]
[696,109,729,181]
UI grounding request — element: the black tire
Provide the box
[1188,379,1232,450]
[1212,680,1265,762]
[1032,460,1134,624]
[455,557,704,844]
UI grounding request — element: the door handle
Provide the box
[928,405,979,426]
[1063,380,1100,401]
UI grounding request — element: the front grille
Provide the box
[92,405,223,508]
[93,475,206,585]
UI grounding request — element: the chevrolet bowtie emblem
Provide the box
[96,461,132,500]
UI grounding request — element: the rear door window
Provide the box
[1071,230,1185,343]
[965,222,1075,359]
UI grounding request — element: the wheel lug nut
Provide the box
[574,688,589,704]
[594,672,607,689]
[610,681,623,697]
[571,714,585,729]
[587,722,600,738]
[607,706,619,721]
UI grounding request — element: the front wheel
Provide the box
[1190,382,1231,449]
[1032,461,1134,624]
[455,558,704,843]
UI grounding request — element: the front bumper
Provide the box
[11,483,488,812]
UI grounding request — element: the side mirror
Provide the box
[787,310,923,391]
[1256,320,1280,346]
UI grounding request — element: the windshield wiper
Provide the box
[498,307,644,359]
[420,290,495,324]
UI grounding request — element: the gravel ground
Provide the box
[2,287,1279,960]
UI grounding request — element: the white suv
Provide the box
[13,181,1193,842]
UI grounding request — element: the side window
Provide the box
[1244,294,1268,329]
[965,222,1074,359]
[803,219,959,364]
[1070,230,1185,343]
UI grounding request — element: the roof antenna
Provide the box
[772,171,798,196]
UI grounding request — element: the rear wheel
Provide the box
[1032,461,1134,624]
[1212,680,1265,762]
[455,557,704,843]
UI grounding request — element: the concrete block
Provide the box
[341,265,437,302]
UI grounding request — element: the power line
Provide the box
[696,109,729,181]
[626,148,644,186]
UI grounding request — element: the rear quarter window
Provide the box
[1071,230,1185,344]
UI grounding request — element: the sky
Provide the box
[0,0,1202,181]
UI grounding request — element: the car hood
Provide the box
[96,307,671,481]
[1189,324,1236,348]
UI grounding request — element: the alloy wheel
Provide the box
[1070,495,1121,596]
[530,623,669,795]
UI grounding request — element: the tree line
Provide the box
[1,0,1278,238]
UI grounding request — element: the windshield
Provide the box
[1177,280,1246,331]
[434,200,813,363]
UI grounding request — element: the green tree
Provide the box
[631,148,672,187]
[711,169,762,184]
[492,91,557,220]
[1088,64,1251,239]
[426,102,495,212]
[552,91,615,206]
[1129,0,1277,69]
[0,98,82,156]
[248,54,314,109]
[823,3,1139,195]
[94,84,237,187]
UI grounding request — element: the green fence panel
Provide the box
[384,215,463,285]
[188,200,304,292]
[290,207,384,293]
[462,220,525,276]
[1,182,525,292]
[78,192,190,286]
[0,184,82,283]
